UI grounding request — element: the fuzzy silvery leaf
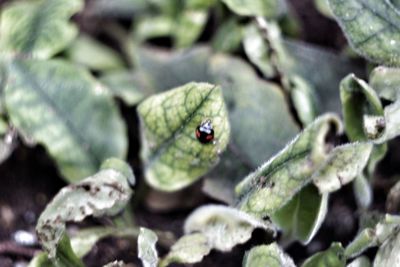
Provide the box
[36,158,134,258]
[235,114,342,218]
[0,0,83,59]
[328,0,400,66]
[271,185,329,244]
[312,142,373,194]
[242,243,296,267]
[374,230,400,267]
[138,82,230,191]
[4,58,127,182]
[159,233,211,267]
[301,243,346,267]
[138,228,159,267]
[184,205,275,252]
[369,66,400,101]
[204,54,299,204]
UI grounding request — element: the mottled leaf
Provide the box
[302,243,346,267]
[221,0,285,18]
[235,114,342,218]
[138,228,159,267]
[271,185,329,244]
[312,142,373,194]
[184,205,274,252]
[374,230,400,267]
[4,58,127,182]
[138,82,230,191]
[242,243,296,267]
[36,158,134,258]
[66,34,124,72]
[0,0,83,59]
[159,233,211,267]
[100,71,153,106]
[328,0,400,66]
[204,54,299,203]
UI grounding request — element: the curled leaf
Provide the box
[4,58,127,182]
[0,0,83,59]
[138,228,159,267]
[243,243,296,267]
[184,205,274,252]
[36,158,134,258]
[138,82,230,191]
[235,114,342,218]
[328,0,400,66]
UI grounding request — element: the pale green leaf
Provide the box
[370,66,400,101]
[235,114,342,218]
[0,0,83,59]
[271,185,329,244]
[70,226,139,258]
[204,54,299,204]
[28,253,53,267]
[138,228,159,267]
[4,58,127,182]
[301,243,345,267]
[243,243,296,267]
[312,142,373,194]
[184,205,274,252]
[88,0,149,18]
[347,256,371,267]
[135,16,174,42]
[174,10,208,48]
[66,34,124,72]
[138,82,230,191]
[387,180,400,212]
[373,230,400,267]
[159,233,211,267]
[100,71,153,106]
[221,0,285,18]
[328,0,400,66]
[353,174,373,208]
[314,0,334,18]
[212,18,243,53]
[36,158,134,258]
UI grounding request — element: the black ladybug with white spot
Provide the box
[196,119,214,144]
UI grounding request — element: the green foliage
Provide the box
[243,243,296,267]
[301,243,345,267]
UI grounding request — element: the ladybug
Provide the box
[195,119,214,144]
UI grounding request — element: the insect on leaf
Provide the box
[242,243,296,267]
[36,158,134,258]
[138,82,230,191]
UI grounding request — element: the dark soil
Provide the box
[0,0,398,266]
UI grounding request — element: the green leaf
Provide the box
[353,174,373,208]
[373,229,400,267]
[0,125,16,164]
[70,226,139,258]
[212,18,243,53]
[0,0,83,59]
[159,233,211,267]
[235,114,342,218]
[88,0,149,18]
[4,58,127,182]
[138,82,230,191]
[271,185,329,244]
[36,158,134,258]
[184,205,274,252]
[100,70,152,106]
[66,34,124,72]
[301,243,345,267]
[370,66,400,101]
[204,54,299,203]
[221,0,285,18]
[328,0,400,66]
[312,142,373,194]
[314,0,334,19]
[242,243,296,267]
[174,10,208,48]
[135,16,175,42]
[138,228,159,267]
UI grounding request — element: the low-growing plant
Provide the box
[1,0,400,266]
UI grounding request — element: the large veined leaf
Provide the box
[235,114,342,218]
[4,58,127,182]
[36,158,134,258]
[0,0,83,59]
[138,82,230,191]
[301,243,346,267]
[328,0,400,66]
[271,185,329,244]
[242,243,296,267]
